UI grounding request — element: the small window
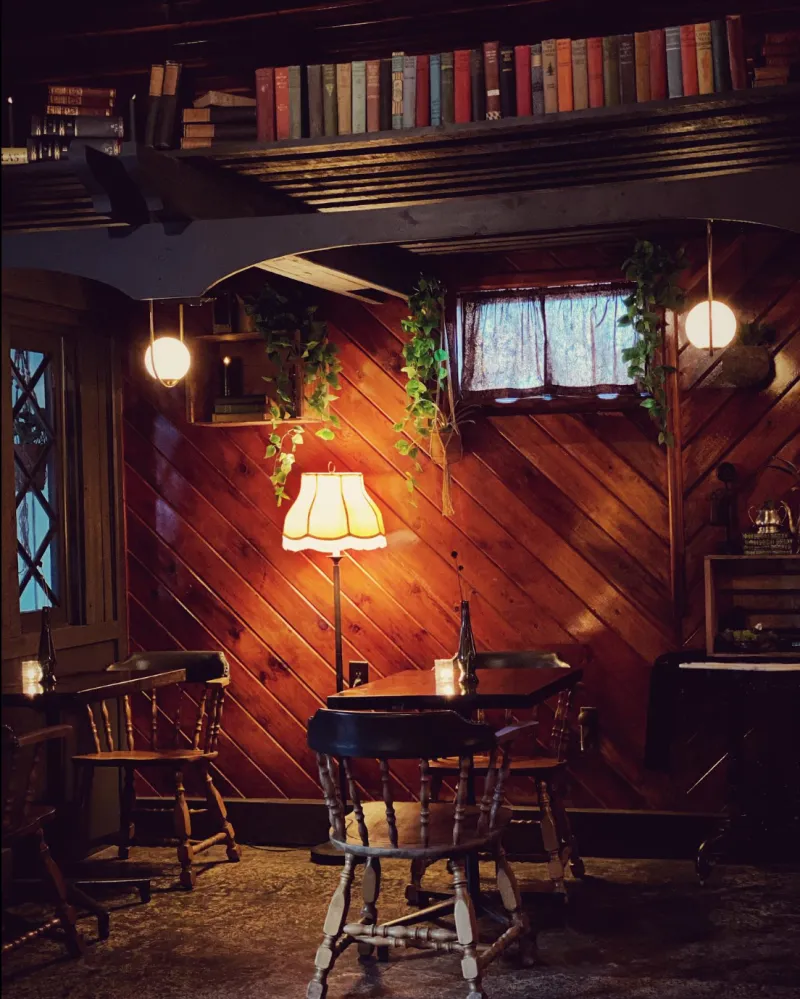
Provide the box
[460,284,637,402]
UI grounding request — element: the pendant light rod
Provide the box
[706,218,714,357]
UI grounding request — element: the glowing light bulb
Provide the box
[685,300,737,350]
[144,336,191,386]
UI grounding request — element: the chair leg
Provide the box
[36,827,85,958]
[549,777,585,878]
[358,857,383,961]
[174,769,195,890]
[203,763,240,862]
[118,766,136,860]
[495,846,536,967]
[451,857,485,999]
[307,853,356,999]
[537,779,567,895]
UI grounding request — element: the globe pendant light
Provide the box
[685,219,737,354]
[144,301,191,388]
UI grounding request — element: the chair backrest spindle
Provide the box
[453,755,470,845]
[86,704,101,752]
[99,700,114,751]
[206,686,226,753]
[123,695,134,751]
[317,752,346,841]
[379,759,398,848]
[192,690,208,750]
[343,759,369,846]
[419,759,431,848]
[173,692,182,748]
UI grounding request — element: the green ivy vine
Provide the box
[246,283,342,505]
[618,241,688,447]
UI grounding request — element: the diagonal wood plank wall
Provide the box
[123,229,800,809]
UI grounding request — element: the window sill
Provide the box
[475,394,645,416]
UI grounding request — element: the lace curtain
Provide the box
[461,285,637,400]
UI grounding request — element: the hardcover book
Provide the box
[48,86,116,101]
[726,15,747,90]
[430,53,442,125]
[665,26,683,98]
[144,64,164,147]
[531,43,545,115]
[556,38,574,111]
[32,115,125,138]
[649,28,668,100]
[45,104,112,117]
[572,39,589,110]
[499,45,516,118]
[416,54,431,126]
[46,91,114,108]
[602,35,620,107]
[402,55,417,127]
[155,60,181,149]
[587,37,604,107]
[441,52,455,123]
[183,123,256,139]
[680,25,699,96]
[484,41,501,119]
[618,33,636,104]
[193,91,256,108]
[454,49,472,122]
[391,52,404,128]
[695,23,714,94]
[307,64,324,137]
[337,62,353,133]
[471,49,486,121]
[380,58,392,130]
[288,64,303,138]
[710,19,732,92]
[255,67,275,143]
[275,67,290,139]
[323,64,338,136]
[366,60,381,131]
[515,44,532,116]
[184,106,257,123]
[634,32,651,101]
[542,39,558,113]
[352,60,367,133]
[26,137,120,161]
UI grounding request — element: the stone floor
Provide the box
[3,847,800,999]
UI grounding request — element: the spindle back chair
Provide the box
[427,647,590,895]
[72,651,239,890]
[305,709,537,999]
[2,724,89,958]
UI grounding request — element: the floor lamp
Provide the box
[282,471,386,862]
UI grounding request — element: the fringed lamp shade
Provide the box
[282,472,386,556]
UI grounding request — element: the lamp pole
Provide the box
[331,553,344,693]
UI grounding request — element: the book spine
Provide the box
[430,53,442,125]
[183,123,256,138]
[403,55,417,127]
[31,115,125,138]
[634,32,651,101]
[155,60,181,149]
[454,49,472,122]
[484,41,501,119]
[144,64,164,147]
[2,147,28,164]
[416,54,430,126]
[288,65,303,138]
[571,38,589,110]
[471,49,486,121]
[45,92,114,108]
[275,67,290,139]
[531,43,545,115]
[380,58,392,130]
[556,38,573,111]
[26,137,120,161]
[307,65,324,137]
[322,64,338,136]
[542,39,558,113]
[515,44,532,115]
[710,19,732,92]
[618,33,636,104]
[649,28,668,100]
[665,26,683,98]
[193,91,256,109]
[48,85,116,101]
[185,106,258,124]
[441,52,455,123]
[44,104,112,117]
[726,15,747,90]
[695,23,714,95]
[366,59,381,131]
[255,67,275,142]
[337,63,353,133]
[391,52,404,128]
[680,25,699,96]
[499,45,515,117]
[587,37,604,107]
[352,61,367,133]
[602,35,620,107]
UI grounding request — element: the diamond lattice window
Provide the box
[11,348,60,612]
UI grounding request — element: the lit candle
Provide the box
[7,96,14,149]
[222,355,231,397]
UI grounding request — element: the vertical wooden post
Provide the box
[665,309,686,644]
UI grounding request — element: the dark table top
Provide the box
[326,664,582,711]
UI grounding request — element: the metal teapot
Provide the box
[748,499,788,535]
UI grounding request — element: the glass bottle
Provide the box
[453,599,478,691]
[38,607,57,688]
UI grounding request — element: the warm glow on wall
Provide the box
[145,301,191,388]
[685,300,737,350]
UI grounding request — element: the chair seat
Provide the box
[72,749,218,767]
[429,754,565,774]
[332,800,512,859]
[2,804,57,845]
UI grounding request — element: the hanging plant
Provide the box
[246,283,342,505]
[618,240,688,447]
[394,276,472,516]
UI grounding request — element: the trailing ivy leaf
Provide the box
[315,427,335,440]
